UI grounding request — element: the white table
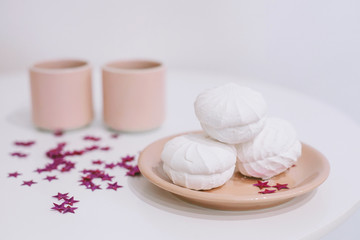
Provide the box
[0,71,359,240]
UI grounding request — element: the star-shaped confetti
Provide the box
[100,146,111,151]
[83,136,101,141]
[53,129,64,136]
[253,181,271,189]
[8,171,21,178]
[121,155,135,162]
[51,202,66,213]
[88,184,101,191]
[44,176,58,182]
[10,152,28,158]
[105,163,116,169]
[272,183,289,190]
[63,197,79,206]
[107,182,123,191]
[52,192,69,201]
[14,141,36,147]
[92,160,103,165]
[63,206,77,214]
[126,165,140,176]
[111,133,119,138]
[21,180,37,187]
[259,189,276,194]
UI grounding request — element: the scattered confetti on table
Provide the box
[51,193,79,214]
[7,132,142,216]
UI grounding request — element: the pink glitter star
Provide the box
[107,182,123,191]
[259,189,276,194]
[53,129,64,137]
[105,163,116,169]
[100,146,111,151]
[52,192,69,201]
[272,183,289,190]
[63,206,77,214]
[14,141,36,147]
[83,136,101,141]
[126,165,140,176]
[88,184,101,191]
[111,133,119,138]
[92,160,103,165]
[51,202,66,213]
[44,176,58,182]
[10,152,28,158]
[121,155,135,162]
[101,174,114,181]
[253,181,271,189]
[63,197,79,206]
[21,180,37,187]
[8,172,21,178]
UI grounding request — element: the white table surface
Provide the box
[0,71,359,240]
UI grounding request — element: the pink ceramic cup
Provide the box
[102,60,166,132]
[30,59,93,131]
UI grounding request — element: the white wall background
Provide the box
[0,1,360,239]
[0,0,359,123]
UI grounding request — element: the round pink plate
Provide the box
[138,132,330,211]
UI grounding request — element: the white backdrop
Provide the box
[0,0,359,122]
[0,1,360,239]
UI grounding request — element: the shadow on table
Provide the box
[127,175,315,221]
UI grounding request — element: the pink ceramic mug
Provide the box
[102,60,166,132]
[30,59,93,131]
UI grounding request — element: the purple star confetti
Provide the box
[92,160,103,165]
[53,129,64,137]
[21,180,37,187]
[107,182,123,191]
[105,163,116,169]
[272,183,289,190]
[52,192,69,201]
[126,165,140,176]
[63,197,79,206]
[111,133,119,138]
[51,193,79,214]
[63,206,77,214]
[14,141,36,147]
[43,176,58,182]
[51,202,66,213]
[121,155,135,162]
[83,135,101,141]
[10,152,28,158]
[100,146,111,151]
[258,189,276,194]
[8,171,22,178]
[253,181,271,189]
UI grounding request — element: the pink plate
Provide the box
[138,132,330,211]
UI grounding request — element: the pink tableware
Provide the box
[102,59,166,132]
[30,59,93,131]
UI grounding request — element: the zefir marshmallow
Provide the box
[161,133,236,190]
[194,83,267,144]
[236,117,302,179]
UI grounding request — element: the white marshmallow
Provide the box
[161,133,236,190]
[194,83,267,144]
[236,118,302,179]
